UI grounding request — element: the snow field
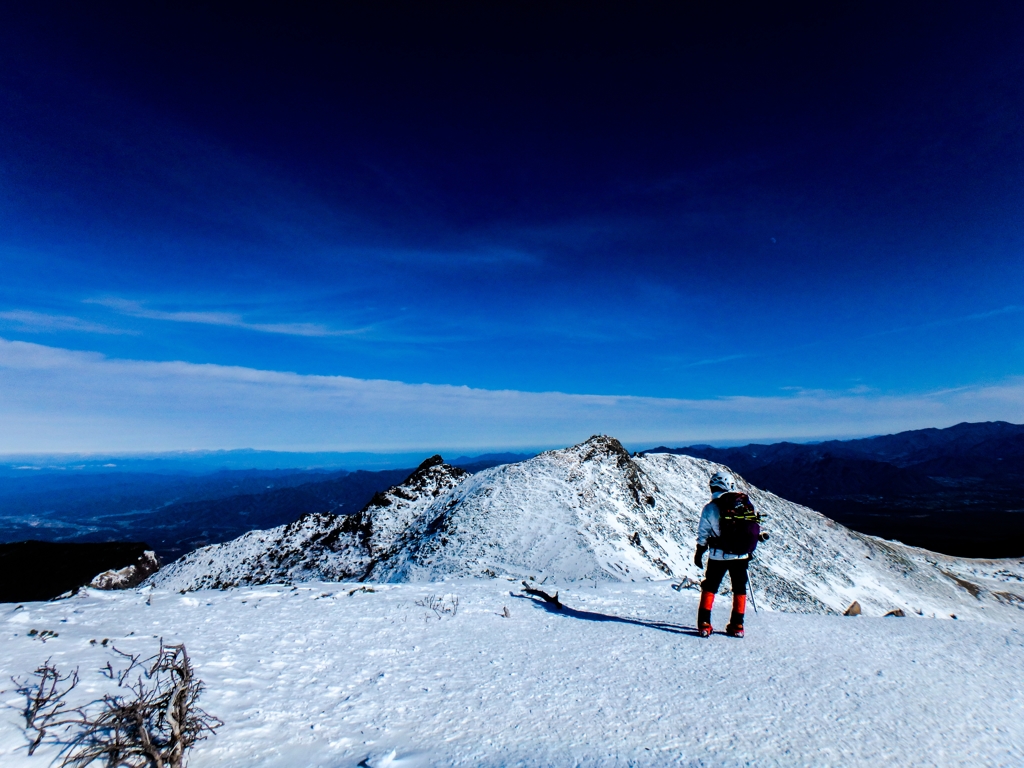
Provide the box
[2,580,1022,767]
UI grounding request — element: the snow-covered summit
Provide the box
[148,436,1024,622]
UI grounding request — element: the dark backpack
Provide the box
[708,491,762,555]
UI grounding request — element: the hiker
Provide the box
[694,470,766,638]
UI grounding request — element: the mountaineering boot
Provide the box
[697,591,715,637]
[725,594,746,638]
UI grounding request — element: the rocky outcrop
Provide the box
[353,455,468,559]
[90,550,161,590]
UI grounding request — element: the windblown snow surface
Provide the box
[2,581,1023,767]
[3,436,1023,766]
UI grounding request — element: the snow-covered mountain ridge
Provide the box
[146,455,466,590]
[149,436,1024,622]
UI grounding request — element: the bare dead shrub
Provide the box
[15,641,221,768]
[17,661,80,756]
[415,594,459,620]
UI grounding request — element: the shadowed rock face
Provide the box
[146,436,1024,623]
[0,541,153,602]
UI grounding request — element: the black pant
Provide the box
[701,557,749,596]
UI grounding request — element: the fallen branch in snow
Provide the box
[15,641,221,768]
[521,582,561,609]
[671,577,700,592]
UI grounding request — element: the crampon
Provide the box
[725,623,744,638]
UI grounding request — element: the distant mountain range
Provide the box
[0,453,534,565]
[0,448,537,475]
[647,420,1024,478]
[644,420,1024,557]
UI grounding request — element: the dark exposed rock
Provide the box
[417,455,445,470]
[941,570,983,599]
[91,550,161,590]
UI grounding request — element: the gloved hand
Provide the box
[694,544,708,568]
[759,532,770,542]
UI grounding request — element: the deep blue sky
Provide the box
[2,3,1024,451]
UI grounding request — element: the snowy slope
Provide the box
[150,436,1024,622]
[2,581,1023,768]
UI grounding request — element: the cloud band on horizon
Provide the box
[1,337,1022,453]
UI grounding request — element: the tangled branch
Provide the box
[16,641,222,768]
[14,661,81,755]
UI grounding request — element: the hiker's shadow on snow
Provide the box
[513,594,700,636]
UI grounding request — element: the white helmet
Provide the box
[709,470,736,493]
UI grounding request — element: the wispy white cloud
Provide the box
[0,310,139,335]
[1,337,1022,453]
[682,353,752,368]
[90,298,365,338]
[667,304,1024,372]
[865,304,1024,339]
